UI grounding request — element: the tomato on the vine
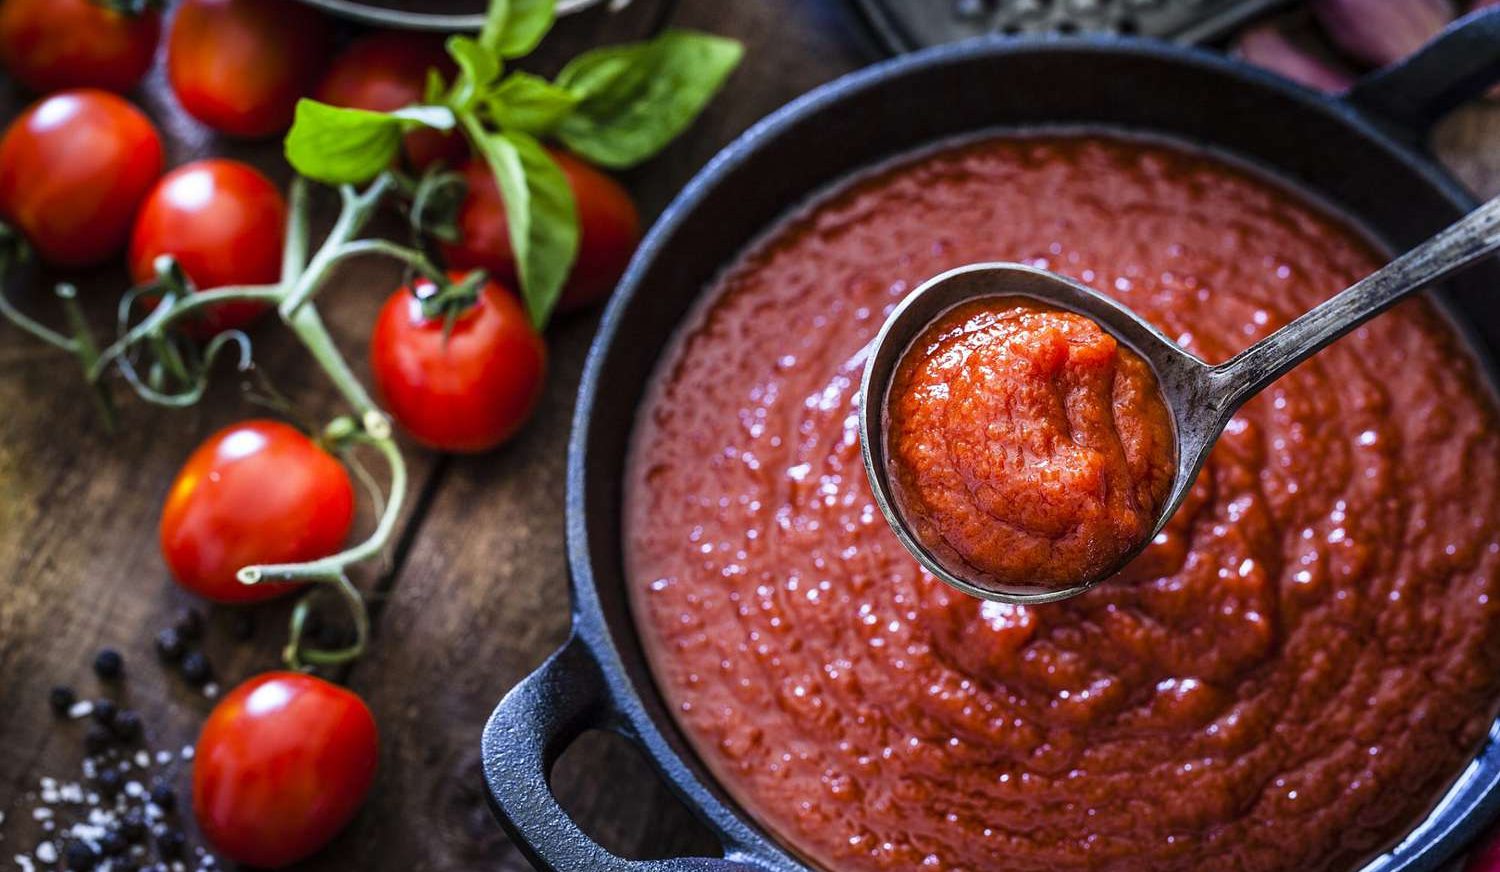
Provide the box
[315,31,464,171]
[441,150,642,315]
[130,159,286,336]
[0,0,161,95]
[371,274,546,453]
[0,89,162,267]
[167,0,331,138]
[194,672,378,868]
[160,420,354,604]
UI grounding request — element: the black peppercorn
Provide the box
[84,724,113,755]
[111,709,143,742]
[96,768,122,797]
[49,685,76,716]
[64,840,95,871]
[149,780,176,812]
[97,828,126,856]
[119,810,146,842]
[92,648,123,680]
[173,607,204,642]
[155,828,185,858]
[154,627,184,663]
[91,698,116,726]
[180,651,212,686]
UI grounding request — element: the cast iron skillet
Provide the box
[483,12,1500,871]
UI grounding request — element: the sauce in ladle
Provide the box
[885,296,1175,591]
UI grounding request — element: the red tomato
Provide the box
[166,0,331,138]
[129,159,286,336]
[370,274,546,453]
[314,30,464,170]
[440,150,642,314]
[0,89,162,267]
[0,0,161,94]
[160,420,354,604]
[194,672,378,868]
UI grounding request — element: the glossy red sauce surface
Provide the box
[625,136,1500,871]
[886,297,1175,592]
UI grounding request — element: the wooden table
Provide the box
[2,3,1499,870]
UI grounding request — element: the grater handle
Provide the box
[1346,6,1500,143]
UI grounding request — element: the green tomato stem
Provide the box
[283,573,370,670]
[238,430,406,586]
[280,175,395,317]
[282,176,312,282]
[55,284,117,431]
[321,238,450,285]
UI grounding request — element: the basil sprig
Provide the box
[283,0,742,328]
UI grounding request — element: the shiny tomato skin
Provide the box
[314,31,464,170]
[160,421,354,604]
[129,159,286,336]
[194,672,378,869]
[167,0,331,138]
[0,89,162,267]
[371,274,546,453]
[0,0,161,94]
[440,150,642,314]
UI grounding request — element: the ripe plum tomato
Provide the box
[314,31,464,170]
[0,89,162,267]
[370,274,546,453]
[194,672,378,868]
[0,0,161,94]
[166,0,331,138]
[129,159,286,336]
[159,420,354,604]
[439,151,642,314]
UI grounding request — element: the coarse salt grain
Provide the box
[68,701,93,719]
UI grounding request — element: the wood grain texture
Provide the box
[2,1,1498,870]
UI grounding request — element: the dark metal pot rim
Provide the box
[485,22,1500,872]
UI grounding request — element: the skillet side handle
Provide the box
[1345,7,1500,142]
[482,636,765,872]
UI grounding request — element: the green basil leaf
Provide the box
[284,100,404,185]
[554,30,743,169]
[446,35,501,109]
[480,0,556,59]
[470,127,578,327]
[486,71,579,134]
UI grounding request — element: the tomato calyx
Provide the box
[413,268,489,327]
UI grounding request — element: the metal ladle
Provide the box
[859,195,1500,605]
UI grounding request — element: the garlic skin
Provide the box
[1232,24,1357,94]
[1312,0,1456,68]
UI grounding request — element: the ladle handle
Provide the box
[1209,194,1500,413]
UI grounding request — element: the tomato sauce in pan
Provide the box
[625,135,1500,871]
[885,297,1175,592]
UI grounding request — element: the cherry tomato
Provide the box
[440,150,642,314]
[166,0,331,138]
[0,89,162,267]
[129,159,286,336]
[160,420,354,604]
[314,30,464,170]
[370,274,546,453]
[0,0,161,94]
[194,672,378,868]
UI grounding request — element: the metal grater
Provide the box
[851,0,1297,53]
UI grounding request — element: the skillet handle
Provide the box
[1345,7,1500,142]
[482,636,767,872]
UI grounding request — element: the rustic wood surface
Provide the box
[2,2,1498,870]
